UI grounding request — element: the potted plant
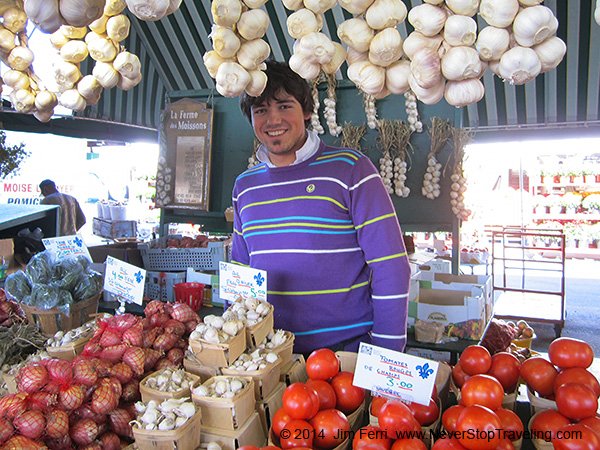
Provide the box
[567,169,584,185]
[559,192,582,214]
[563,222,585,248]
[588,223,600,248]
[547,195,564,215]
[582,193,600,213]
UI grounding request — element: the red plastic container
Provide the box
[173,282,205,311]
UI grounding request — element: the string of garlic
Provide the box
[363,92,378,129]
[310,78,325,134]
[324,73,342,136]
[247,139,260,169]
[450,171,470,220]
[379,153,393,195]
[422,155,442,200]
[393,120,413,198]
[404,90,422,133]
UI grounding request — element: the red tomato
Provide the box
[452,363,470,389]
[306,379,337,410]
[306,348,340,380]
[554,368,600,398]
[548,337,594,369]
[455,405,502,450]
[530,409,571,442]
[442,405,465,433]
[352,425,392,450]
[431,436,469,449]
[552,423,600,450]
[579,417,600,437]
[272,408,292,438]
[390,439,428,450]
[555,383,598,421]
[494,408,524,442]
[330,372,366,415]
[378,401,421,437]
[282,383,320,420]
[486,352,521,393]
[408,398,439,426]
[458,345,492,376]
[279,419,314,449]
[370,396,388,418]
[520,357,558,397]
[309,409,350,449]
[459,374,504,411]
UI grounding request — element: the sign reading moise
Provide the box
[156,99,213,211]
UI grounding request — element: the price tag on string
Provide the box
[354,343,439,406]
[42,234,91,261]
[104,256,146,306]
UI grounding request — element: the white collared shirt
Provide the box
[255,130,320,168]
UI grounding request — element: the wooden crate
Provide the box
[200,412,266,450]
[256,382,285,435]
[189,328,246,368]
[222,359,281,401]
[92,217,137,239]
[246,304,274,349]
[132,407,201,450]
[183,353,221,383]
[280,354,307,386]
[139,369,200,403]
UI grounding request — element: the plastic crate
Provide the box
[139,240,226,271]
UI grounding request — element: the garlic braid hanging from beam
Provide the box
[247,138,261,169]
[449,126,473,221]
[309,77,325,134]
[392,121,413,198]
[377,119,396,195]
[323,73,341,136]
[421,118,451,200]
[404,90,422,133]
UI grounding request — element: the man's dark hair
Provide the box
[39,179,56,189]
[239,60,314,126]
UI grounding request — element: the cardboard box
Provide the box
[200,412,267,450]
[88,242,144,268]
[417,286,486,340]
[183,353,220,383]
[92,217,137,239]
[256,382,285,435]
[418,272,493,322]
[418,258,452,274]
[144,271,186,302]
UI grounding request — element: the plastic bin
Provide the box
[174,282,205,311]
[139,240,226,271]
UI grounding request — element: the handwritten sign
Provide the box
[104,256,146,305]
[354,343,439,406]
[42,235,91,261]
[219,262,267,302]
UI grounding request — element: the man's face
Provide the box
[250,90,311,166]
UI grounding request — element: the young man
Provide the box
[232,60,411,354]
[39,179,86,237]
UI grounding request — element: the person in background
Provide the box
[231,60,411,355]
[39,179,86,237]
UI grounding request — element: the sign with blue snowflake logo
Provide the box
[353,343,439,406]
[219,261,267,303]
[104,256,146,305]
[42,234,91,261]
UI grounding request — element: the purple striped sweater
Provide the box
[231,140,411,353]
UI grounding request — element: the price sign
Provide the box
[104,256,146,305]
[42,235,91,261]
[219,262,267,302]
[354,343,439,406]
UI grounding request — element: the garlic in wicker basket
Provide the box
[143,368,196,393]
[192,376,247,399]
[225,297,272,327]
[189,314,244,344]
[133,398,196,431]
[259,329,289,349]
[45,320,96,347]
[227,348,279,372]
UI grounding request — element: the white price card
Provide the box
[354,342,439,406]
[104,256,146,305]
[219,261,267,302]
[42,235,91,261]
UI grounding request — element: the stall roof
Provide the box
[2,0,599,141]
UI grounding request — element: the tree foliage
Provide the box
[0,131,28,179]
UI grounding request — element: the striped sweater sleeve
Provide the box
[231,187,250,266]
[349,156,411,352]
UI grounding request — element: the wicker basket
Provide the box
[21,291,102,337]
[132,406,202,450]
[270,331,295,365]
[46,333,92,361]
[139,369,201,403]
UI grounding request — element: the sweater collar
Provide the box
[256,130,320,168]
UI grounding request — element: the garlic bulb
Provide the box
[365,0,407,31]
[11,89,35,113]
[337,18,374,53]
[385,60,410,94]
[444,78,485,107]
[409,75,445,105]
[296,32,336,65]
[243,0,268,7]
[347,60,385,95]
[2,70,30,90]
[84,31,105,45]
[34,90,58,111]
[60,89,87,111]
[479,0,519,28]
[443,15,477,47]
[488,59,501,76]
[369,28,403,67]
[442,46,483,81]
[402,32,442,60]
[281,0,304,10]
[106,14,131,42]
[8,46,34,71]
[166,0,182,15]
[88,37,118,62]
[289,52,320,80]
[423,0,444,4]
[518,0,543,5]
[215,62,251,97]
[77,74,103,102]
[346,47,368,65]
[211,0,242,27]
[445,0,479,17]
[498,46,541,85]
[60,40,89,63]
[236,39,270,70]
[407,4,447,37]
[410,48,442,88]
[92,61,120,88]
[237,9,270,41]
[117,72,142,90]
[245,69,267,96]
[533,36,566,73]
[210,26,241,59]
[304,0,336,15]
[203,50,231,78]
[0,27,16,53]
[512,5,558,47]
[54,60,82,90]
[287,9,322,40]
[89,15,108,34]
[104,0,127,16]
[2,7,27,33]
[125,0,170,21]
[321,42,346,74]
[60,25,87,39]
[475,26,510,61]
[24,0,64,33]
[34,109,54,123]
[113,51,142,78]
[337,0,375,15]
[60,0,104,27]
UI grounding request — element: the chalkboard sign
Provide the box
[156,98,213,210]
